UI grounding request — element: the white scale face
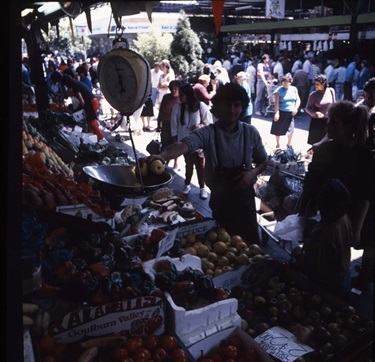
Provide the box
[100,55,138,104]
[98,49,150,115]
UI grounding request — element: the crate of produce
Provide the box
[144,256,241,347]
[232,260,374,362]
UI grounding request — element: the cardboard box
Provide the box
[143,254,242,347]
[48,296,166,344]
[188,326,274,361]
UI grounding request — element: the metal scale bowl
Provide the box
[83,34,173,209]
[83,165,172,208]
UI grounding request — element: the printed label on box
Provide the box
[212,265,250,290]
[174,218,217,239]
[48,296,165,343]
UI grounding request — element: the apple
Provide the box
[253,295,266,306]
[327,322,341,334]
[239,309,255,323]
[149,159,165,175]
[294,324,312,343]
[292,305,307,320]
[268,306,279,317]
[217,256,230,267]
[248,243,262,256]
[246,328,257,338]
[207,252,218,263]
[256,322,271,333]
[311,325,331,344]
[332,332,348,349]
[136,162,148,177]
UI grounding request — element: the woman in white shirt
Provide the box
[170,83,213,199]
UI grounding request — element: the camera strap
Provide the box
[213,122,247,168]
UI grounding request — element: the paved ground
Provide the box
[100,108,373,320]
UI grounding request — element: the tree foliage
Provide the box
[170,10,204,81]
[43,19,92,58]
[133,30,173,66]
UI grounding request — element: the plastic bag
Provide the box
[273,213,305,241]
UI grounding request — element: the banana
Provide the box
[77,346,98,362]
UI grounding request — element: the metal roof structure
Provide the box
[21,1,375,29]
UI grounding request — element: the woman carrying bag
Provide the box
[170,83,213,199]
[305,74,336,147]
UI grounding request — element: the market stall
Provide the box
[17,3,373,362]
[21,104,374,361]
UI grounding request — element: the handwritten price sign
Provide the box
[254,326,314,362]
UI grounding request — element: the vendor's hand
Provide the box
[292,107,298,116]
[233,169,257,192]
[274,111,280,122]
[138,154,166,168]
[315,111,324,118]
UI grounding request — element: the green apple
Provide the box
[136,162,148,177]
[150,159,165,175]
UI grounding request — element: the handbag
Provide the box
[146,132,162,155]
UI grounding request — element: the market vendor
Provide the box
[61,74,104,140]
[140,82,268,244]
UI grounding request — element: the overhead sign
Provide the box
[266,0,285,19]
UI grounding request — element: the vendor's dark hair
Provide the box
[210,82,249,119]
[317,179,350,223]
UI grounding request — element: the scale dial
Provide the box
[98,48,151,115]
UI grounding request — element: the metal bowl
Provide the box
[83,165,173,208]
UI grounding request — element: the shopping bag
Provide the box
[273,213,305,241]
[146,132,162,155]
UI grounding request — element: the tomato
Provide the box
[209,353,223,362]
[152,348,168,361]
[53,343,69,359]
[158,335,178,351]
[144,315,163,335]
[227,335,243,349]
[39,334,57,354]
[172,348,188,362]
[112,346,129,361]
[242,348,257,362]
[126,337,144,353]
[198,358,213,362]
[222,345,239,360]
[132,348,151,362]
[143,335,159,352]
